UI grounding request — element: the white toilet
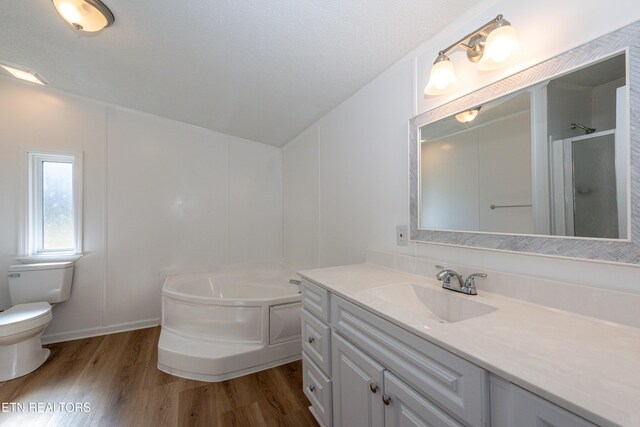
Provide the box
[0,262,74,381]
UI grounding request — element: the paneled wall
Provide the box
[421,111,532,234]
[0,77,283,341]
[282,0,640,293]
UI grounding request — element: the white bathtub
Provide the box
[157,265,302,381]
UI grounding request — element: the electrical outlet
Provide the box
[396,225,408,246]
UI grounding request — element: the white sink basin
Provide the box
[364,283,497,324]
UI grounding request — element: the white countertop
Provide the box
[299,263,640,427]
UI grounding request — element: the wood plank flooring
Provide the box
[0,327,318,427]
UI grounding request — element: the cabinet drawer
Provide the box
[302,308,331,374]
[331,295,488,427]
[301,278,330,322]
[303,352,332,427]
[384,371,463,427]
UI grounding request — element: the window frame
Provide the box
[20,149,83,259]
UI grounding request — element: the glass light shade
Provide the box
[478,23,519,71]
[1,65,47,85]
[424,56,456,96]
[52,0,114,32]
[455,108,480,123]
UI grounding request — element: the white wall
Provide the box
[0,77,283,340]
[422,130,479,231]
[477,111,533,233]
[0,78,107,337]
[421,111,532,233]
[283,127,320,269]
[282,0,640,294]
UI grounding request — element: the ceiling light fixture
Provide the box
[455,107,481,124]
[425,14,519,96]
[0,64,48,85]
[52,0,114,32]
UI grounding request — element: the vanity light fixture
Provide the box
[0,64,48,85]
[455,107,481,124]
[52,0,114,32]
[425,14,519,96]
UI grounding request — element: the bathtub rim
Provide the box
[162,285,301,307]
[162,270,302,307]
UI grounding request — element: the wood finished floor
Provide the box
[0,327,318,427]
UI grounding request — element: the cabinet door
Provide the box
[332,333,384,427]
[331,295,488,426]
[510,383,596,427]
[383,372,463,427]
[490,375,596,427]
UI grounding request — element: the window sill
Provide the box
[15,254,84,264]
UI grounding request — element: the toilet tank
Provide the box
[8,262,74,305]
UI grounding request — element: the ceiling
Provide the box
[552,53,626,88]
[0,0,475,147]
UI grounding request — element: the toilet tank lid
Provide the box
[8,262,74,272]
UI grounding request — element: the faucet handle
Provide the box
[435,265,449,281]
[464,273,486,294]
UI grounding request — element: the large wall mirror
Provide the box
[409,21,640,264]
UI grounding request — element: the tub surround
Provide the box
[299,251,640,426]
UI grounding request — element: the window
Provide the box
[22,151,83,258]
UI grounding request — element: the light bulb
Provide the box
[57,2,82,23]
[486,25,518,62]
[424,54,456,96]
[478,21,519,71]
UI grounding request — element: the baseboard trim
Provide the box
[41,318,161,344]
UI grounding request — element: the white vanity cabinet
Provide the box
[301,279,333,427]
[332,331,467,427]
[300,277,597,427]
[300,278,488,427]
[329,292,489,427]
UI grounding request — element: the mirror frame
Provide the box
[409,20,640,264]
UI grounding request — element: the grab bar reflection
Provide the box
[490,204,532,209]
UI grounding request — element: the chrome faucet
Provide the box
[435,265,465,289]
[435,265,486,295]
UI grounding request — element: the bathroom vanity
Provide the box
[298,258,640,427]
[296,20,640,427]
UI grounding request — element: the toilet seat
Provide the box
[0,302,52,338]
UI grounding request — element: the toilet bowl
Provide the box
[0,262,73,381]
[0,302,52,381]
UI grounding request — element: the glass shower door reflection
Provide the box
[571,133,618,239]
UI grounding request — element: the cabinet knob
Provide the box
[309,385,316,392]
[308,337,315,344]
[382,394,391,405]
[369,383,379,393]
